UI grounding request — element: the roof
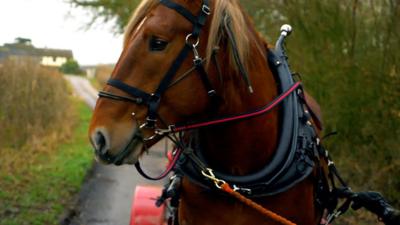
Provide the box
[0,42,73,60]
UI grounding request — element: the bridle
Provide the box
[97,0,214,164]
[100,0,213,129]
[97,0,300,166]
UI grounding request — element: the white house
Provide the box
[0,38,73,68]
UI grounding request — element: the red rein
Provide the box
[172,82,301,132]
[138,82,300,181]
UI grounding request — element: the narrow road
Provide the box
[65,75,98,109]
[64,75,167,225]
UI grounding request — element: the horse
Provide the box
[88,0,329,224]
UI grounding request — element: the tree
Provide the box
[68,0,141,33]
[67,0,269,33]
[60,59,84,75]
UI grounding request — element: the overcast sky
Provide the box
[0,0,123,65]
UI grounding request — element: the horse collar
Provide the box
[176,30,322,197]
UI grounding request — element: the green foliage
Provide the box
[0,100,93,225]
[60,59,84,75]
[68,0,141,33]
[242,0,400,208]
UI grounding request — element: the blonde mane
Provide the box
[124,0,263,74]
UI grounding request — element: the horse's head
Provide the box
[89,0,263,165]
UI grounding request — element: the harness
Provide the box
[97,0,215,165]
[97,1,354,224]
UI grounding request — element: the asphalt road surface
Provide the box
[64,75,168,225]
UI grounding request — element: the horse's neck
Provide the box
[199,45,279,176]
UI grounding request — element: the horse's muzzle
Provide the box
[91,128,113,164]
[92,128,107,152]
[90,127,144,165]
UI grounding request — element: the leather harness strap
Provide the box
[104,0,213,129]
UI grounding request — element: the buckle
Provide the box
[207,89,216,97]
[155,125,175,135]
[202,4,211,15]
[325,211,342,225]
[193,57,203,65]
[139,117,157,129]
[185,33,200,47]
[233,185,252,195]
[149,93,160,103]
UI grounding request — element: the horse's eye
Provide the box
[149,37,168,51]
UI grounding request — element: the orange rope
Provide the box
[221,183,297,225]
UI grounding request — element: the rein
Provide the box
[134,81,301,180]
[167,82,300,133]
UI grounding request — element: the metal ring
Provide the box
[185,33,199,47]
[202,4,211,15]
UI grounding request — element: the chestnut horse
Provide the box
[89,0,327,224]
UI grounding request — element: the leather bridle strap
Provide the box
[159,0,211,38]
[160,0,198,25]
[107,79,152,103]
[104,0,212,129]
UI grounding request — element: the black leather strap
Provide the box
[159,0,198,25]
[98,91,143,104]
[194,58,216,97]
[107,79,152,103]
[102,0,211,128]
[225,18,253,92]
[160,0,209,38]
[146,0,211,124]
[154,44,192,95]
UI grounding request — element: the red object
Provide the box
[130,186,166,225]
[172,82,301,132]
[167,151,173,163]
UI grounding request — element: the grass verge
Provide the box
[0,99,93,225]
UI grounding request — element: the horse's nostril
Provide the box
[94,130,108,155]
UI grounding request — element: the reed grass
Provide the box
[93,64,113,89]
[0,58,73,150]
[0,58,95,224]
[0,100,92,225]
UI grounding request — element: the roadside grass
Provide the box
[0,99,93,225]
[90,64,113,90]
[89,77,102,91]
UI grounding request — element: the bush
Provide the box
[242,0,400,212]
[60,59,84,75]
[0,100,92,225]
[94,64,114,88]
[0,58,72,149]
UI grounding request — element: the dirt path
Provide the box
[64,75,167,225]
